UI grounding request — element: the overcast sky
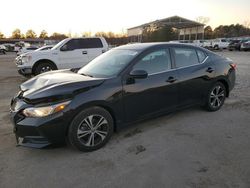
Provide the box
[1,0,250,36]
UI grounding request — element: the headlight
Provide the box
[23,101,70,117]
[21,55,32,64]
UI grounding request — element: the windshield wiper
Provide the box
[81,73,93,77]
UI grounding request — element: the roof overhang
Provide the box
[128,16,204,30]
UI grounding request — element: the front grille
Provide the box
[15,59,23,65]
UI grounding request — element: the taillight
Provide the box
[230,63,237,70]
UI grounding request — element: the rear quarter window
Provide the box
[196,50,207,63]
[173,48,199,68]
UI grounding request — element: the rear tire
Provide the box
[205,82,226,112]
[68,107,114,152]
[34,62,56,75]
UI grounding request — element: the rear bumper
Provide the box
[228,69,236,92]
[241,46,250,50]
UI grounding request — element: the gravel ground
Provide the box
[0,51,250,188]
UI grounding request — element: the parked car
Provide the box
[14,42,30,52]
[17,46,38,56]
[15,37,108,77]
[192,40,204,47]
[240,40,250,51]
[10,43,236,151]
[228,40,241,51]
[0,44,7,54]
[203,40,212,49]
[212,38,229,50]
[192,40,212,49]
[1,43,15,51]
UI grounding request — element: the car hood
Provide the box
[20,69,105,104]
[23,49,54,57]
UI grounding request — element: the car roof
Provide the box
[115,42,202,51]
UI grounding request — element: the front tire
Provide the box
[205,82,226,111]
[214,45,219,50]
[68,107,114,152]
[34,62,56,75]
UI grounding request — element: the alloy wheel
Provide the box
[209,85,225,108]
[77,115,109,147]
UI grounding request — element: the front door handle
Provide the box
[166,76,177,83]
[82,51,88,55]
[206,67,214,73]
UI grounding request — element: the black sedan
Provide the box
[10,43,236,151]
[228,40,240,51]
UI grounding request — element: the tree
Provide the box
[26,29,37,38]
[204,26,213,39]
[0,32,5,39]
[142,25,178,42]
[95,31,108,38]
[49,32,67,40]
[213,24,250,38]
[39,30,48,39]
[11,29,22,39]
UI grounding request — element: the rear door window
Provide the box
[79,38,103,49]
[173,48,199,68]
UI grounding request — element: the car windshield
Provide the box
[78,49,138,78]
[51,39,67,50]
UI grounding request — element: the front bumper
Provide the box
[17,68,32,76]
[228,45,236,50]
[10,98,72,148]
[15,57,33,76]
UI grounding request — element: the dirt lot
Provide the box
[0,51,250,188]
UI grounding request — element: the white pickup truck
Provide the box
[211,38,229,50]
[15,37,108,76]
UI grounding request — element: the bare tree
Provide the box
[82,31,92,37]
[196,16,210,25]
[243,20,250,28]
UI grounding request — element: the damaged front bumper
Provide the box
[10,97,71,149]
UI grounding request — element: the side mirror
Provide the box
[60,45,73,51]
[129,70,148,79]
[60,45,68,51]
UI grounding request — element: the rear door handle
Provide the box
[206,67,214,73]
[166,76,177,83]
[82,51,88,55]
